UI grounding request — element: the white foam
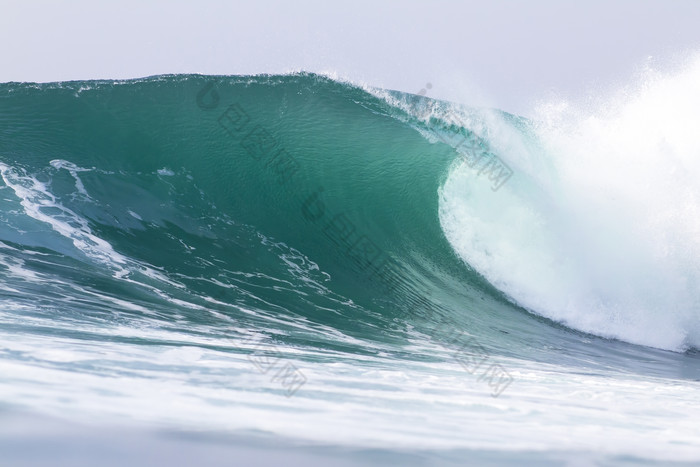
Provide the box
[439,54,700,351]
[0,163,130,275]
[0,161,189,299]
[128,210,142,220]
[50,159,92,197]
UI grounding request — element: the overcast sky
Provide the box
[2,0,700,115]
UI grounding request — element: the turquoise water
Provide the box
[1,73,699,465]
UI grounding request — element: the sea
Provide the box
[1,66,700,465]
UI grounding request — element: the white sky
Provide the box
[2,0,700,115]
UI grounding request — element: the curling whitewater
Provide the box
[437,60,700,352]
[0,70,699,464]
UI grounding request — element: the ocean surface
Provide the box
[1,70,699,465]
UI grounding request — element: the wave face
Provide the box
[0,73,529,356]
[2,72,700,463]
[2,71,698,353]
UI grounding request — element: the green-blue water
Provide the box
[1,74,699,465]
